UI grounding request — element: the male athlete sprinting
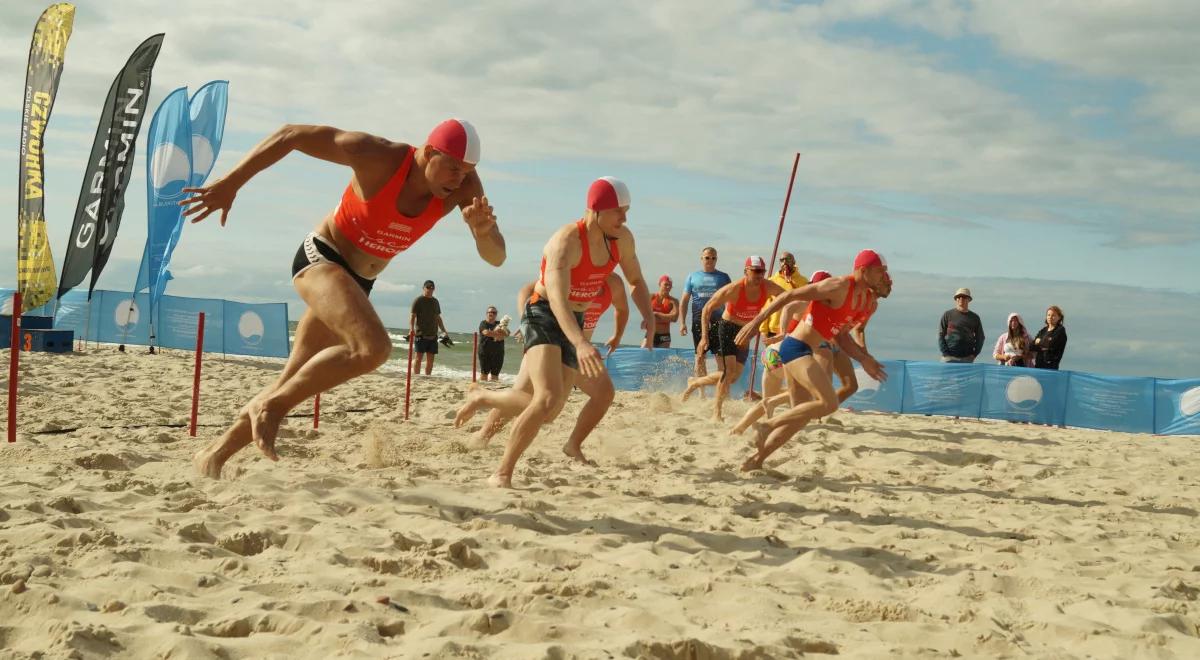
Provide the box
[457,177,653,487]
[183,119,504,478]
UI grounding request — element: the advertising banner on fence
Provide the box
[901,361,985,417]
[842,360,906,413]
[1063,371,1155,434]
[1153,379,1200,436]
[16,4,74,312]
[979,366,1070,426]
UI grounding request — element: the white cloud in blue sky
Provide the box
[0,0,1197,377]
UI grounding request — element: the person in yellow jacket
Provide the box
[758,252,808,337]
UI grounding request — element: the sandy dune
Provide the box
[2,348,1199,659]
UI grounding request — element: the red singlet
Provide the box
[724,278,768,324]
[582,281,613,331]
[539,220,620,303]
[333,148,446,259]
[651,293,673,315]
[805,278,876,340]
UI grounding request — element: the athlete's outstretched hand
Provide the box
[180,177,238,226]
[575,340,606,379]
[603,335,620,357]
[860,355,888,382]
[462,196,496,234]
[734,323,758,348]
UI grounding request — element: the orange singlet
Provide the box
[805,278,875,340]
[538,220,620,303]
[582,281,613,331]
[650,293,673,315]
[333,148,446,259]
[724,279,767,324]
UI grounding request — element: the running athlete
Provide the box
[681,256,786,421]
[465,274,628,463]
[183,119,504,479]
[734,250,889,471]
[677,247,732,382]
[458,177,653,487]
[822,271,892,404]
[648,275,678,348]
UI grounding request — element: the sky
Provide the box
[1,0,1198,378]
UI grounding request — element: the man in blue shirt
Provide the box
[677,246,732,380]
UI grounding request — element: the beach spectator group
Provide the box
[938,287,1068,369]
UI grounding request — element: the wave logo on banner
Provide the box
[59,34,163,300]
[238,311,265,346]
[114,298,139,329]
[853,366,882,401]
[150,81,228,305]
[1181,387,1200,417]
[16,3,74,312]
[1005,375,1043,410]
[132,86,191,338]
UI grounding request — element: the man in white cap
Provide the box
[939,287,984,363]
[182,118,504,478]
[682,256,786,421]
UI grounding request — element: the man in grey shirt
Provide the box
[939,287,984,363]
[411,279,449,375]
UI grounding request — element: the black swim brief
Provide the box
[717,318,750,364]
[291,232,375,294]
[521,299,585,370]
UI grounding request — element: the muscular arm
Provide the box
[835,331,874,365]
[677,291,692,326]
[615,230,655,345]
[609,275,630,346]
[516,281,535,321]
[743,278,846,334]
[455,175,506,267]
[699,283,739,344]
[851,320,868,351]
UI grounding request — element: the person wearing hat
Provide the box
[681,256,787,421]
[647,275,678,347]
[939,287,985,363]
[759,252,809,338]
[182,118,505,479]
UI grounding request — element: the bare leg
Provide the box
[465,365,532,447]
[741,357,837,471]
[491,345,564,488]
[731,370,784,435]
[456,362,532,430]
[682,371,722,401]
[194,266,389,478]
[424,353,435,376]
[563,371,612,464]
[713,357,741,422]
[832,350,858,404]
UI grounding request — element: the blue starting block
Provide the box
[21,329,74,353]
[0,315,55,348]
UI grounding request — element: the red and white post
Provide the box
[313,393,320,429]
[189,312,205,437]
[7,292,22,443]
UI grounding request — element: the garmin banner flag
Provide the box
[132,86,191,331]
[59,33,164,299]
[149,81,228,305]
[16,3,74,312]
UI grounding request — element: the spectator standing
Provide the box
[477,306,508,381]
[992,313,1032,367]
[939,287,984,363]
[411,279,448,375]
[1032,305,1068,370]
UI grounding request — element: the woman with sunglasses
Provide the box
[478,306,509,381]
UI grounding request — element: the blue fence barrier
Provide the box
[605,351,1199,436]
[2,289,290,358]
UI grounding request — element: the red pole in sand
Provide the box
[472,332,478,383]
[189,312,205,437]
[313,393,320,429]
[404,329,415,420]
[7,292,22,443]
[749,153,802,397]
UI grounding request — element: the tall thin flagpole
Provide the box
[748,153,802,397]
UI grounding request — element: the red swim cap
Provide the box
[659,274,672,285]
[744,255,766,271]
[587,176,631,211]
[810,269,832,283]
[426,118,480,164]
[853,249,886,271]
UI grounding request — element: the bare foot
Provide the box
[740,453,764,472]
[562,443,596,466]
[192,447,223,480]
[681,378,700,402]
[487,473,513,488]
[246,397,282,461]
[454,385,485,428]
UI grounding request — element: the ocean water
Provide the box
[288,324,520,382]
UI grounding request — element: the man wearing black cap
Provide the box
[411,280,449,375]
[939,287,984,363]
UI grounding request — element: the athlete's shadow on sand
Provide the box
[836,422,1060,447]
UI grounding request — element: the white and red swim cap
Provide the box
[744,255,766,271]
[426,118,480,164]
[810,269,832,283]
[587,176,631,212]
[853,249,887,271]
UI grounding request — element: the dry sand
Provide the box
[2,348,1199,659]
